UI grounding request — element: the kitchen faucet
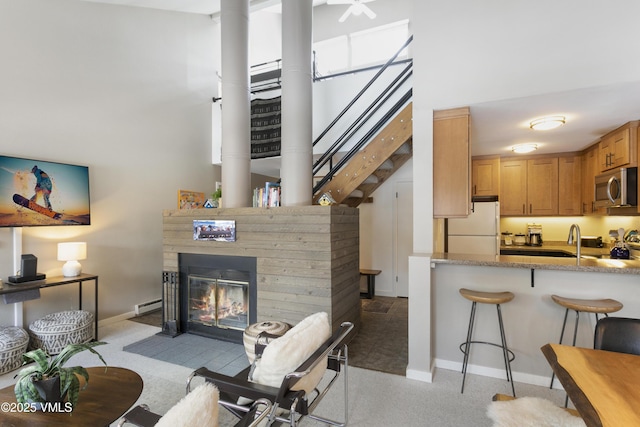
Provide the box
[567,224,581,263]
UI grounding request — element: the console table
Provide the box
[0,274,99,340]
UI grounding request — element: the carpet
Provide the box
[123,332,249,377]
[361,299,393,313]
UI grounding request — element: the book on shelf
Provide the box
[253,182,281,207]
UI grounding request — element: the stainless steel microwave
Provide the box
[594,167,638,208]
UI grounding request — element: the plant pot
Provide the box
[33,376,66,407]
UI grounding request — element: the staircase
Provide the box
[313,103,412,207]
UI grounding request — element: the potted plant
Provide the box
[14,341,107,408]
[211,187,222,208]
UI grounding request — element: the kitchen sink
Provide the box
[500,249,575,257]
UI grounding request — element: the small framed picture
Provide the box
[193,220,236,242]
[178,190,205,209]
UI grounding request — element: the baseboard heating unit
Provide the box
[134,299,162,315]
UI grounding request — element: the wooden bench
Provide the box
[360,269,381,299]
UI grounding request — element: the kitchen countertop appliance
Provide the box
[447,199,500,256]
[526,223,543,246]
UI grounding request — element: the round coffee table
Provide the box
[0,366,143,426]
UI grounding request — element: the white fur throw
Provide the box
[251,312,331,394]
[487,397,586,427]
[156,383,219,427]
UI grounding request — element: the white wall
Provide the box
[0,0,218,325]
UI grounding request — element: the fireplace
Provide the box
[178,253,257,343]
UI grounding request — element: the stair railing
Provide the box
[312,36,413,195]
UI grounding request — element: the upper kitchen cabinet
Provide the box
[433,107,470,218]
[599,121,638,172]
[472,156,500,197]
[527,157,559,215]
[558,155,582,215]
[500,159,527,215]
[500,157,559,216]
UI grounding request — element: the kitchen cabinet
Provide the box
[433,107,470,218]
[581,144,602,215]
[500,157,558,216]
[558,155,582,215]
[527,157,559,215]
[500,160,527,215]
[472,157,500,197]
[599,127,631,171]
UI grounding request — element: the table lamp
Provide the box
[58,242,87,277]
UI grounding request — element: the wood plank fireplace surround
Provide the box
[162,206,361,342]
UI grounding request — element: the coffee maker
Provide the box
[527,223,543,246]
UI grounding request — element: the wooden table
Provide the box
[0,366,142,426]
[541,343,640,427]
[360,269,381,299]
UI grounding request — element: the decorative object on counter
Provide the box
[459,288,516,397]
[58,242,87,277]
[610,228,630,259]
[502,232,513,246]
[514,234,526,246]
[178,190,205,209]
[548,294,623,406]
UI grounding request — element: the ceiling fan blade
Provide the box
[360,0,376,3]
[338,7,353,23]
[362,4,376,19]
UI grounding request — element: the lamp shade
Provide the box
[57,242,87,261]
[58,242,87,277]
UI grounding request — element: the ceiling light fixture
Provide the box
[529,116,566,131]
[512,143,538,154]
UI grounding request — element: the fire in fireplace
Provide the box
[177,253,257,343]
[188,276,249,331]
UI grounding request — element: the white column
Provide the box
[280,0,313,206]
[220,0,251,207]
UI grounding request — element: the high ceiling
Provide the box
[77,0,640,162]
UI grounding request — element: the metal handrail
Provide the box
[311,36,413,193]
[312,35,413,149]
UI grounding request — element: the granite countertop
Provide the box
[432,242,640,274]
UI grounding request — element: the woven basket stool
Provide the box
[28,310,94,355]
[243,321,291,364]
[0,326,29,374]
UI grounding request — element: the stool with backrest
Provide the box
[459,288,516,397]
[549,295,623,389]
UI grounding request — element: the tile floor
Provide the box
[129,295,409,376]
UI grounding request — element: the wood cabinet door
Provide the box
[472,158,500,197]
[500,160,527,215]
[581,145,599,214]
[600,127,631,172]
[527,157,559,215]
[558,156,581,215]
[433,108,470,218]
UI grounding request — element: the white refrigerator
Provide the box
[447,201,500,256]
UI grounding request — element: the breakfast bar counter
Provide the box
[430,252,640,274]
[429,250,640,388]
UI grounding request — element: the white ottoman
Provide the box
[0,326,29,374]
[28,310,94,355]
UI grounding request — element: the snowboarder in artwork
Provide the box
[30,165,54,210]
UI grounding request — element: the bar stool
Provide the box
[549,295,623,390]
[459,288,516,396]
